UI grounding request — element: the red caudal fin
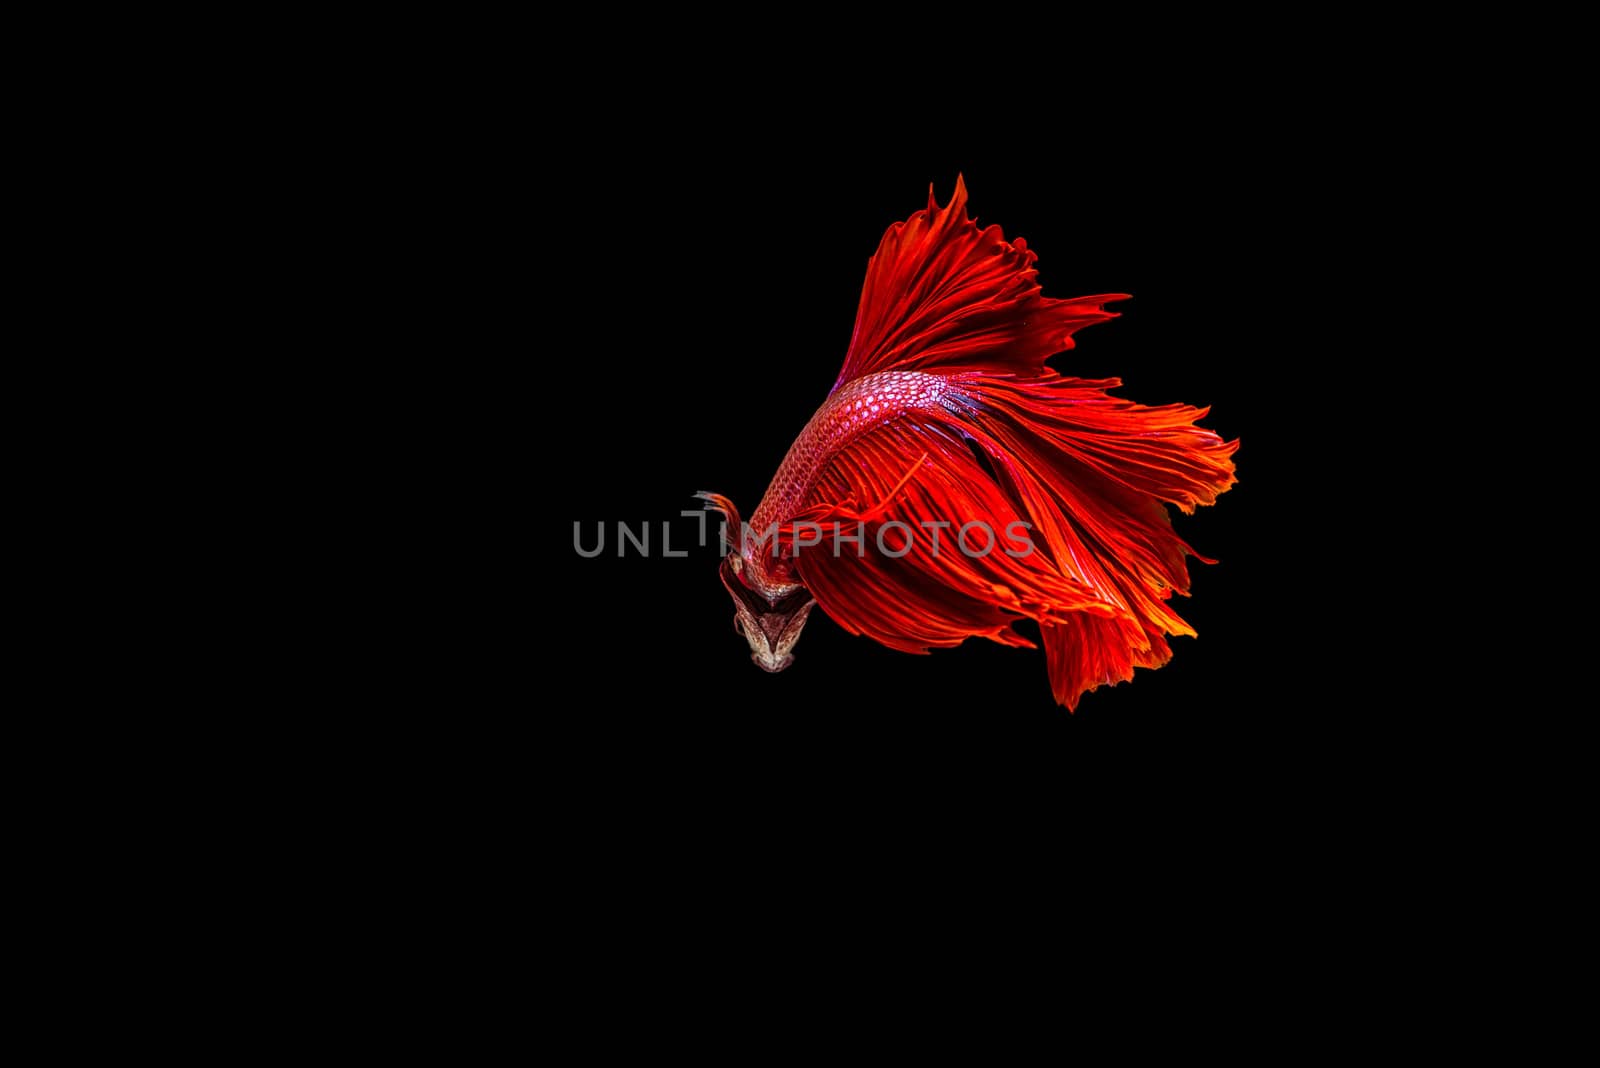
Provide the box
[832,173,1125,391]
[962,373,1236,708]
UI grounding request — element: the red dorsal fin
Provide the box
[833,174,1125,390]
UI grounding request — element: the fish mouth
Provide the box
[751,649,795,673]
[719,560,816,673]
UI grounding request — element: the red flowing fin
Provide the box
[792,420,1118,659]
[1041,615,1175,711]
[833,174,1125,390]
[958,374,1237,708]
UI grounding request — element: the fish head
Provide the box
[718,556,816,673]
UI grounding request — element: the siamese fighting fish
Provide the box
[699,177,1237,709]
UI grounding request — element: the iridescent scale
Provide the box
[745,371,952,593]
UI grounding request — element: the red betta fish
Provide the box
[699,177,1237,709]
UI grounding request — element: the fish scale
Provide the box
[748,371,950,568]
